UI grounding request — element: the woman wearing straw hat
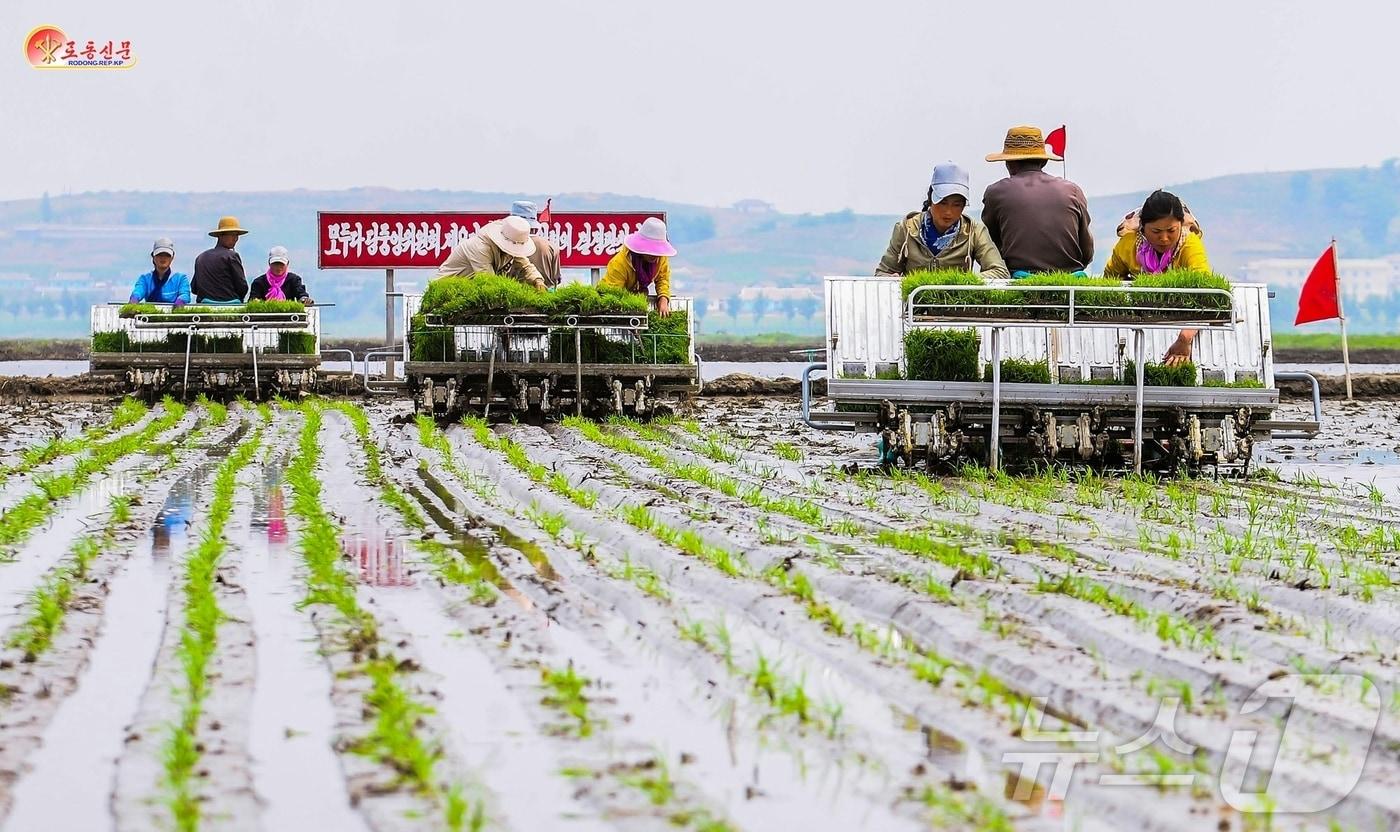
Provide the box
[436,215,548,290]
[192,216,250,303]
[600,217,677,316]
[875,162,1008,279]
[981,126,1094,276]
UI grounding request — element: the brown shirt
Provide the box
[527,234,562,287]
[981,170,1094,273]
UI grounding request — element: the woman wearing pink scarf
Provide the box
[1104,190,1214,366]
[249,246,314,303]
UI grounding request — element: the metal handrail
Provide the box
[905,284,1238,331]
[362,347,407,394]
[1272,371,1323,438]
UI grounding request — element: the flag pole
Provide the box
[1333,238,1353,400]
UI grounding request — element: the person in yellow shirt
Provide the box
[600,217,675,316]
[1104,190,1213,366]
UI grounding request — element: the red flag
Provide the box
[1295,242,1340,325]
[1045,125,1067,159]
[538,197,552,228]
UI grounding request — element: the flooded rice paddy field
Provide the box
[0,395,1398,831]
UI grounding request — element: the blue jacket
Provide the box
[129,269,192,304]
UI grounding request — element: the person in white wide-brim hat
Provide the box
[436,214,547,290]
[599,216,677,316]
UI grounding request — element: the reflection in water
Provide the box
[152,469,198,557]
[251,461,290,543]
[344,533,413,587]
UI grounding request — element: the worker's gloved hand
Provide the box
[301,297,315,306]
[657,296,671,317]
[172,299,186,308]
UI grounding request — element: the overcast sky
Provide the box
[4,0,1398,214]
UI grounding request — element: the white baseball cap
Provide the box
[929,162,971,203]
[268,245,290,265]
[151,238,176,257]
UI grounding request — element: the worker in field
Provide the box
[600,216,675,316]
[981,126,1094,276]
[249,246,314,304]
[192,216,250,303]
[1104,190,1214,367]
[874,162,1008,278]
[436,215,548,290]
[128,238,192,305]
[510,201,561,287]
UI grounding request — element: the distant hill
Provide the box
[1,161,1398,337]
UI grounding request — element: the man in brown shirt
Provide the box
[981,126,1094,274]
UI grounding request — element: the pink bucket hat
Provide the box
[623,217,677,257]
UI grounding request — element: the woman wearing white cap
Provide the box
[875,162,1008,279]
[600,217,677,316]
[250,246,313,303]
[128,238,192,305]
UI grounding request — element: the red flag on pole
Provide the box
[538,197,553,228]
[1045,125,1067,159]
[1294,242,1340,324]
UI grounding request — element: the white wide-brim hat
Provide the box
[486,216,537,258]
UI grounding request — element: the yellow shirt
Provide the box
[1104,232,1210,277]
[599,246,671,298]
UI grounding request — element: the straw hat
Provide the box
[623,217,677,257]
[208,216,249,237]
[985,125,1062,162]
[485,216,537,258]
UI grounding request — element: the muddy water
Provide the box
[0,471,133,638]
[244,458,368,832]
[1263,400,1400,499]
[2,535,177,832]
[372,589,612,832]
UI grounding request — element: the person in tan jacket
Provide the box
[875,162,1008,278]
[436,215,547,290]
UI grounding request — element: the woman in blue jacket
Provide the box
[128,238,192,305]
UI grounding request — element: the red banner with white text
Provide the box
[317,211,665,270]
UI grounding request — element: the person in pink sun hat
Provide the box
[599,216,677,316]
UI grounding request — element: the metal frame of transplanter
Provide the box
[801,277,1322,474]
[395,293,701,420]
[88,303,326,399]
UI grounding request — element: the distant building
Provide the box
[731,199,775,214]
[1240,257,1397,301]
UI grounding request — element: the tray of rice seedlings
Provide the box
[274,332,318,354]
[902,269,1233,324]
[1089,270,1234,324]
[420,274,547,323]
[1122,359,1199,386]
[983,358,1051,384]
[903,328,980,381]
